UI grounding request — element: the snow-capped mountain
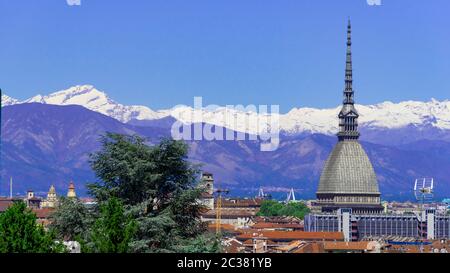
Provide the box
[281,99,450,134]
[22,85,168,123]
[3,102,450,199]
[3,85,450,136]
[1,94,19,106]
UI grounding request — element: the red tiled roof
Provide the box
[32,208,55,219]
[323,241,372,251]
[207,223,236,232]
[0,200,14,212]
[292,242,325,253]
[273,240,305,252]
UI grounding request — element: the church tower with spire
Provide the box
[315,20,383,214]
[67,181,77,198]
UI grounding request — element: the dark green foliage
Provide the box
[168,188,207,237]
[49,197,92,241]
[88,197,137,253]
[87,133,219,253]
[257,200,310,219]
[0,201,65,253]
[88,134,199,209]
[172,234,222,253]
[257,200,284,216]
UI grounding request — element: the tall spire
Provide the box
[337,19,360,141]
[345,18,353,102]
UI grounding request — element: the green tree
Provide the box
[88,134,199,209]
[49,197,92,241]
[257,200,284,216]
[88,197,137,253]
[279,202,311,219]
[173,234,222,253]
[87,133,215,252]
[257,200,310,219]
[0,201,65,253]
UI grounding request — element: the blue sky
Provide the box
[0,0,449,112]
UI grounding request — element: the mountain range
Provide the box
[1,85,450,200]
[3,85,450,144]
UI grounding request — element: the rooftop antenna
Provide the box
[414,178,434,240]
[414,178,434,210]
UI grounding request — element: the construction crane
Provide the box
[215,188,229,235]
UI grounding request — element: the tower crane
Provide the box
[215,188,229,235]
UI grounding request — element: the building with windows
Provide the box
[198,172,215,210]
[305,208,450,242]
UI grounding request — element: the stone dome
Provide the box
[317,140,380,195]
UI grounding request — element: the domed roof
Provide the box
[317,140,380,195]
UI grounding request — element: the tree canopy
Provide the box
[257,200,310,219]
[49,196,91,241]
[84,133,217,252]
[0,201,64,253]
[88,197,137,253]
[49,133,220,253]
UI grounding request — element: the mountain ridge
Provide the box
[2,85,450,145]
[2,103,450,200]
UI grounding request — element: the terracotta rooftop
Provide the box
[32,208,55,219]
[292,242,324,253]
[273,240,305,252]
[323,241,374,251]
[222,238,243,253]
[0,200,14,212]
[207,223,236,232]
